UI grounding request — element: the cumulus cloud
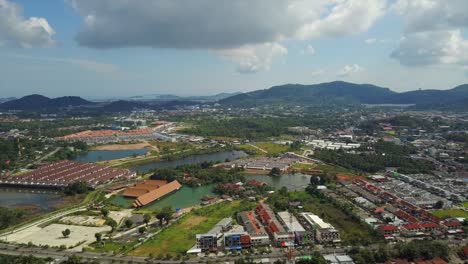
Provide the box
[337,64,364,77]
[391,0,468,69]
[216,43,287,74]
[297,0,386,39]
[0,0,55,48]
[391,30,468,67]
[69,0,386,72]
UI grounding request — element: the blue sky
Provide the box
[0,0,467,97]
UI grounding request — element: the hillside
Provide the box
[219,81,468,108]
[0,94,94,111]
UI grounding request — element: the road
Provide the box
[0,242,294,263]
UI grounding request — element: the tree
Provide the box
[105,218,117,232]
[101,208,109,217]
[64,181,90,195]
[62,228,71,238]
[143,213,151,226]
[269,167,281,176]
[124,219,133,229]
[155,206,174,225]
[138,226,146,235]
[95,232,102,242]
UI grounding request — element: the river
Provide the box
[129,150,248,173]
[74,148,149,162]
[0,188,62,213]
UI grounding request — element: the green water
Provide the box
[111,184,215,210]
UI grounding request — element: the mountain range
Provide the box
[2,82,468,112]
[219,81,468,110]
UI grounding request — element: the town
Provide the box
[0,100,466,264]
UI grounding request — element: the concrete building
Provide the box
[300,212,341,243]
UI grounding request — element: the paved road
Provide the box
[0,242,293,263]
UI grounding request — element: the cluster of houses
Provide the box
[342,178,464,241]
[188,202,340,254]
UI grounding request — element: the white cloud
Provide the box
[0,0,55,48]
[69,0,387,73]
[310,69,325,77]
[216,43,287,74]
[365,38,377,44]
[304,44,315,55]
[11,54,118,74]
[296,0,386,39]
[337,64,364,77]
[391,0,468,69]
[391,30,468,67]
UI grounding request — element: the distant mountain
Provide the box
[219,81,468,109]
[0,94,94,111]
[118,92,241,103]
[0,97,16,104]
[99,100,151,112]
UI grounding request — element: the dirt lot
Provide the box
[94,143,150,150]
[6,223,110,250]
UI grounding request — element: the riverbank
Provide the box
[100,147,242,169]
[93,143,151,151]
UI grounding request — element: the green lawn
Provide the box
[432,209,468,218]
[461,201,468,209]
[130,200,254,256]
[254,142,289,155]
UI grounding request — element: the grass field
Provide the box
[291,163,317,170]
[236,144,264,156]
[130,200,254,256]
[314,164,357,175]
[432,209,468,218]
[254,142,289,155]
[461,201,468,208]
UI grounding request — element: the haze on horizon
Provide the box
[0,0,467,97]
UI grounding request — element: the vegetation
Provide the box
[268,191,381,245]
[64,181,90,195]
[432,209,468,218]
[150,162,246,187]
[0,254,51,264]
[254,142,289,155]
[314,141,434,174]
[131,200,254,256]
[62,228,71,238]
[0,206,26,230]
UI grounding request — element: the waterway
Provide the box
[130,150,248,173]
[245,173,311,191]
[0,188,62,213]
[74,148,149,162]
[111,185,215,210]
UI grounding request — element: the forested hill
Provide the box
[0,94,94,111]
[219,81,468,109]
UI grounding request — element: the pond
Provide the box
[245,173,311,191]
[74,148,149,162]
[0,188,63,213]
[130,150,248,173]
[111,184,215,210]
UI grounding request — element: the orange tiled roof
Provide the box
[133,180,182,207]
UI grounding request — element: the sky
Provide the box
[0,0,467,98]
